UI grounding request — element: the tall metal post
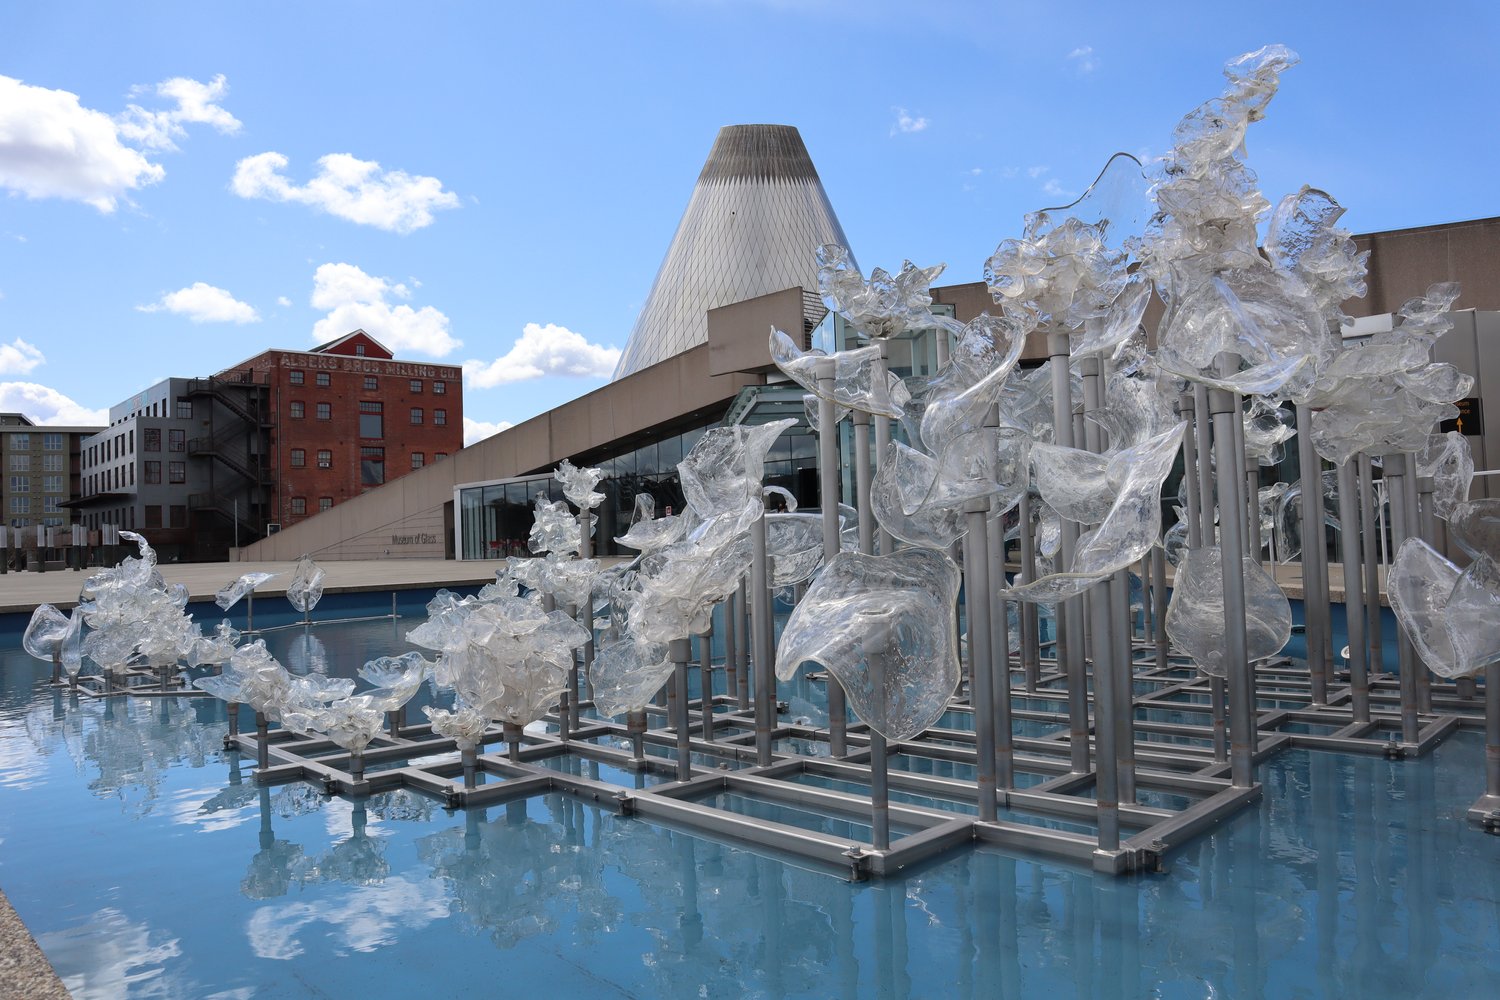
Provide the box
[1182,394,1227,762]
[723,591,739,711]
[1336,461,1371,723]
[1358,456,1384,673]
[1296,405,1329,705]
[815,360,848,757]
[577,509,595,706]
[751,511,774,766]
[671,637,693,781]
[734,579,750,708]
[984,485,1016,790]
[870,340,896,556]
[698,625,715,742]
[1209,356,1254,788]
[1411,473,1434,713]
[853,411,875,556]
[1151,546,1169,671]
[963,501,999,823]
[1048,335,1089,773]
[1383,453,1420,744]
[1017,488,1041,691]
[1081,355,1132,805]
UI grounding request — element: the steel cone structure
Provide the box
[611,124,851,379]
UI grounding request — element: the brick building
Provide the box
[243,330,463,530]
[71,330,462,561]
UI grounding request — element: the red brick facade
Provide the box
[229,331,463,530]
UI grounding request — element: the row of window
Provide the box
[5,433,65,451]
[9,454,66,472]
[288,497,335,516]
[141,505,189,529]
[143,461,187,484]
[8,497,64,514]
[6,476,66,493]
[288,371,447,395]
[140,428,187,453]
[288,402,448,427]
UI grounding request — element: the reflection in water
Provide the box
[3,621,1499,997]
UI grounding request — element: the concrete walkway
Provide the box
[0,557,505,615]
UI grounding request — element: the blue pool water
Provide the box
[2,617,1498,998]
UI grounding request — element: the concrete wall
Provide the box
[239,342,764,560]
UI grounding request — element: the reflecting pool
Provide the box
[1,618,1497,998]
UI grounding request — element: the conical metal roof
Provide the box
[611,125,851,379]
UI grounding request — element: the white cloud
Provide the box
[1069,46,1099,73]
[276,296,292,307]
[310,263,459,356]
[463,417,514,446]
[463,323,620,389]
[1042,177,1078,202]
[1027,165,1050,179]
[137,282,260,323]
[0,74,164,211]
[116,74,241,152]
[890,107,929,136]
[232,152,460,234]
[0,382,106,425]
[0,338,45,374]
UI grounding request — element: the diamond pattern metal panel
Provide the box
[612,126,852,379]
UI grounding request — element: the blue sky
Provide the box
[1,1,1495,442]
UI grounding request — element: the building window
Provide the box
[290,448,306,468]
[409,379,422,393]
[169,505,186,528]
[317,449,332,469]
[12,433,29,450]
[316,372,330,387]
[42,433,63,451]
[355,345,366,356]
[144,428,161,452]
[176,399,193,419]
[290,497,306,515]
[290,401,305,419]
[9,476,29,492]
[10,497,29,514]
[169,429,185,452]
[42,475,63,494]
[319,497,333,511]
[290,370,305,385]
[359,401,383,439]
[144,506,162,529]
[168,461,186,484]
[360,446,385,486]
[43,498,61,514]
[145,461,161,484]
[317,402,331,420]
[411,452,424,469]
[364,376,377,391]
[435,452,448,461]
[9,454,29,471]
[41,454,62,472]
[433,380,446,395]
[434,409,447,426]
[410,407,423,425]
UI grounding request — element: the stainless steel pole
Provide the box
[1210,356,1254,788]
[1358,456,1383,673]
[1384,453,1420,745]
[1048,335,1089,773]
[751,512,773,766]
[1337,461,1371,723]
[815,360,848,757]
[964,501,999,823]
[1296,405,1329,705]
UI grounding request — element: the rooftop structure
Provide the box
[611,124,850,379]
